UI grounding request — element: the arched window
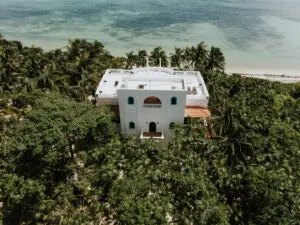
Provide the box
[143,96,162,108]
[171,97,177,105]
[129,122,135,129]
[169,122,175,129]
[128,96,134,105]
[144,96,161,104]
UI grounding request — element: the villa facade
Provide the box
[95,66,210,139]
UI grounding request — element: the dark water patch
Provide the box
[0,0,297,50]
[0,8,51,20]
[107,2,284,49]
[109,32,119,38]
[117,36,132,42]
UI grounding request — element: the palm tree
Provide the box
[67,39,91,61]
[21,77,37,92]
[125,51,138,69]
[65,39,90,86]
[149,47,168,67]
[212,106,252,167]
[137,50,147,67]
[90,40,105,58]
[110,57,127,69]
[206,46,225,72]
[0,40,25,92]
[77,69,99,96]
[181,47,194,70]
[170,47,183,69]
[19,47,47,92]
[192,42,208,70]
[37,63,60,91]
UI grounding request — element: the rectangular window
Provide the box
[129,122,135,129]
[128,97,134,105]
[171,97,177,105]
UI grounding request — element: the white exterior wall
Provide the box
[117,89,187,137]
[185,74,209,108]
[186,95,209,107]
[95,95,118,106]
[95,67,210,139]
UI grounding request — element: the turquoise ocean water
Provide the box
[1,0,300,74]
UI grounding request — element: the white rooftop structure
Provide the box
[96,66,210,139]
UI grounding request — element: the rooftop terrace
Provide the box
[96,67,208,96]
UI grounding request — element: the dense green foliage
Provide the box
[1,34,300,224]
[0,35,225,99]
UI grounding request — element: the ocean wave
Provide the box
[0,0,300,73]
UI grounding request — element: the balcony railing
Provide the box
[140,130,164,140]
[143,104,162,109]
[96,93,119,106]
[97,93,118,98]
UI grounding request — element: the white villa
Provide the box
[95,66,210,140]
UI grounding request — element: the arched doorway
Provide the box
[149,122,157,133]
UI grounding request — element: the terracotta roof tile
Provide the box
[185,106,211,118]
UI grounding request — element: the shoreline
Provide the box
[226,71,300,83]
[3,36,300,81]
[226,67,300,77]
[226,68,300,83]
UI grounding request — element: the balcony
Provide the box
[141,104,162,113]
[143,104,162,108]
[96,93,118,106]
[140,130,164,140]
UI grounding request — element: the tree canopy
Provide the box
[0,34,300,224]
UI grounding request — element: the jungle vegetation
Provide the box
[1,34,300,224]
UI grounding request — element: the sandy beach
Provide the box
[1,0,300,76]
[227,68,300,83]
